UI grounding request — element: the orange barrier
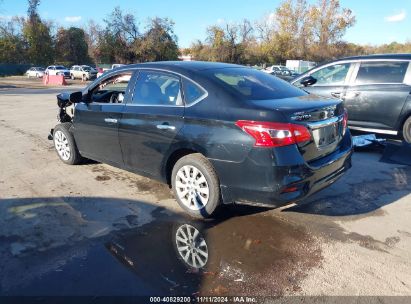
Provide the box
[43,74,67,86]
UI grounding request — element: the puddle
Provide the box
[106,210,322,296]
[1,208,322,297]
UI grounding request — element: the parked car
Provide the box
[45,65,71,78]
[291,54,411,142]
[70,65,97,81]
[265,65,299,81]
[265,65,299,76]
[96,64,126,78]
[49,61,352,218]
[26,67,45,78]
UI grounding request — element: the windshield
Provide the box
[55,66,66,70]
[82,67,92,71]
[208,67,306,100]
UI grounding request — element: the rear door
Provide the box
[119,70,185,179]
[73,70,136,164]
[294,62,353,99]
[344,60,411,130]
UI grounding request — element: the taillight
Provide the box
[342,109,348,135]
[235,120,311,148]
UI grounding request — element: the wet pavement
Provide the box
[0,206,321,297]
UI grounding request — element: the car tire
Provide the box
[171,153,221,219]
[53,123,82,165]
[402,116,411,144]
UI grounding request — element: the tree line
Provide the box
[1,0,411,67]
[186,0,411,65]
[0,0,179,66]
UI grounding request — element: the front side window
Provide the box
[355,61,409,84]
[132,71,183,106]
[88,72,133,104]
[310,63,350,86]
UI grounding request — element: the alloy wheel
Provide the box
[54,130,71,161]
[175,224,208,268]
[175,165,209,210]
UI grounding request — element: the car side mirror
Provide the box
[300,76,317,87]
[69,91,83,103]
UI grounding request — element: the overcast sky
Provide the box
[1,0,410,48]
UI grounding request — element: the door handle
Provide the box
[104,118,118,124]
[331,92,342,98]
[156,124,176,131]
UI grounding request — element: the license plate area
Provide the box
[311,121,342,149]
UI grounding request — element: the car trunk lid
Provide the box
[249,95,346,162]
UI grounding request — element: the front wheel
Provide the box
[171,153,221,219]
[403,116,411,144]
[53,123,82,165]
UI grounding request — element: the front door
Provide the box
[119,70,185,179]
[73,70,136,164]
[296,62,352,100]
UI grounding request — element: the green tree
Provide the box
[23,0,54,65]
[55,27,91,65]
[100,6,139,63]
[135,17,179,62]
[0,17,27,64]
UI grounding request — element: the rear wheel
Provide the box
[171,153,221,219]
[53,123,82,165]
[403,116,411,143]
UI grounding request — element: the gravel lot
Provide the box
[0,78,410,299]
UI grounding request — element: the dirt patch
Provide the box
[95,175,111,182]
[91,165,173,201]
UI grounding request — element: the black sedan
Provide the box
[291,54,411,142]
[50,61,352,218]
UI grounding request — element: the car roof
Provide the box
[337,53,411,62]
[115,61,245,74]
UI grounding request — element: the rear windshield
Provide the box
[207,67,306,100]
[55,66,66,70]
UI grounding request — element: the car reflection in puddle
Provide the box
[106,208,322,296]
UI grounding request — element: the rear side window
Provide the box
[132,71,183,106]
[182,78,207,104]
[208,67,306,100]
[355,61,409,84]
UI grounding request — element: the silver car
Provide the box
[26,67,45,78]
[70,65,97,81]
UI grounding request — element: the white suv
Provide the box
[45,65,71,78]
